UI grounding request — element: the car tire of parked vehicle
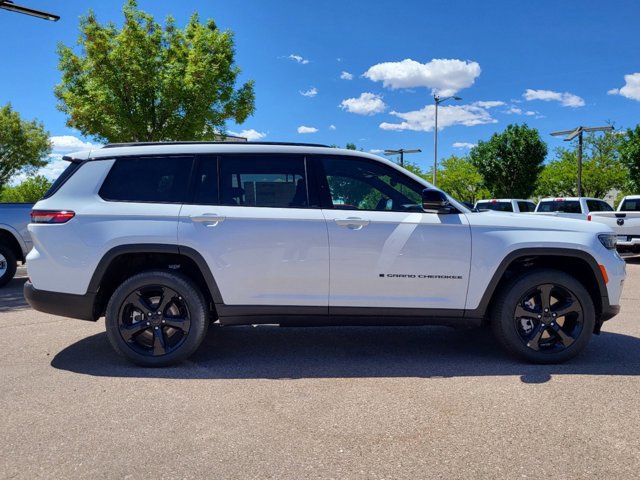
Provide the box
[0,243,18,288]
[491,269,595,364]
[105,270,209,367]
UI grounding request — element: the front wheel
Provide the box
[491,269,595,364]
[105,270,209,367]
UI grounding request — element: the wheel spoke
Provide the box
[152,327,167,355]
[550,322,575,347]
[552,298,579,318]
[124,291,153,316]
[120,321,149,341]
[538,284,553,311]
[515,304,537,318]
[162,316,190,332]
[156,287,178,313]
[526,324,545,351]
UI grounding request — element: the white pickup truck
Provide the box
[534,196,640,254]
[0,203,33,287]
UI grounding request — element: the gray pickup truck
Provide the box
[0,203,33,287]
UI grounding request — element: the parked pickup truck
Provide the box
[534,197,613,220]
[474,198,536,213]
[0,203,33,287]
[589,195,640,254]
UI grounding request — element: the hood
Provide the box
[465,210,613,234]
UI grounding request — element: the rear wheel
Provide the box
[105,270,208,367]
[491,269,595,364]
[0,243,17,288]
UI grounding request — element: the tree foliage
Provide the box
[435,155,490,203]
[536,132,628,198]
[55,0,255,143]
[0,104,51,190]
[0,175,52,203]
[619,125,640,192]
[469,124,547,198]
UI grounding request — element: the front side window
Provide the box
[99,156,193,203]
[586,200,613,212]
[319,157,424,212]
[517,201,536,212]
[219,155,307,208]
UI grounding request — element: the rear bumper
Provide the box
[24,281,98,321]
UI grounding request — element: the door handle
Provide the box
[190,213,226,226]
[334,217,370,230]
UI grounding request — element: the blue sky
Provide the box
[1,0,639,180]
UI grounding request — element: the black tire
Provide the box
[105,270,209,367]
[491,269,595,364]
[0,243,18,288]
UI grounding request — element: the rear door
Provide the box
[178,154,329,308]
[317,155,471,312]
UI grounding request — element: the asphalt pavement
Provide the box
[1,260,639,479]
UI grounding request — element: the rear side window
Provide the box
[479,202,513,212]
[219,155,307,208]
[586,200,613,212]
[537,200,581,213]
[42,161,81,199]
[100,156,193,203]
[517,201,536,212]
[620,199,640,211]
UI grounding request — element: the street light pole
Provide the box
[0,0,60,20]
[433,95,462,185]
[550,125,613,197]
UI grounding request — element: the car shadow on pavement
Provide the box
[0,277,29,312]
[51,324,640,383]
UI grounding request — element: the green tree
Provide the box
[55,0,255,143]
[470,124,547,198]
[0,104,51,190]
[345,143,357,150]
[0,175,52,203]
[536,132,628,198]
[435,155,490,203]
[619,125,640,191]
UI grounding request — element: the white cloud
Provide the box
[288,54,309,65]
[608,73,640,101]
[50,135,101,152]
[504,106,538,116]
[379,104,496,132]
[299,87,318,97]
[297,126,318,134]
[363,58,481,96]
[329,124,336,130]
[453,142,477,149]
[340,71,353,80]
[340,92,387,116]
[228,129,267,141]
[472,100,505,108]
[523,89,585,107]
[369,149,384,153]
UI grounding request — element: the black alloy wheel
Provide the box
[105,271,208,367]
[491,269,595,364]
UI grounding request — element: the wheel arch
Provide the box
[0,227,25,262]
[89,244,223,318]
[467,248,608,329]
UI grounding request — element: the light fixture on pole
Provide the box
[550,125,614,197]
[384,148,421,167]
[0,0,59,21]
[433,95,462,185]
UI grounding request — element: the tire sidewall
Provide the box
[0,243,18,288]
[105,270,208,367]
[493,269,596,364]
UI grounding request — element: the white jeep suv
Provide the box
[24,142,626,366]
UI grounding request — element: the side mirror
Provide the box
[422,188,453,214]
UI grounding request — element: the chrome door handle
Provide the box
[190,213,226,226]
[334,217,370,230]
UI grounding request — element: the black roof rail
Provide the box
[102,141,331,149]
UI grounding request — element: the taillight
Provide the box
[587,214,591,221]
[31,210,75,224]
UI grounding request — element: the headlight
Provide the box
[598,233,617,250]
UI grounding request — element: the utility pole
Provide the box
[384,148,421,167]
[550,126,614,197]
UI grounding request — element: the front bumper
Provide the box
[24,280,98,321]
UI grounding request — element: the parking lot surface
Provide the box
[1,260,639,479]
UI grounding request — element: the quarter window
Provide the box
[99,156,193,203]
